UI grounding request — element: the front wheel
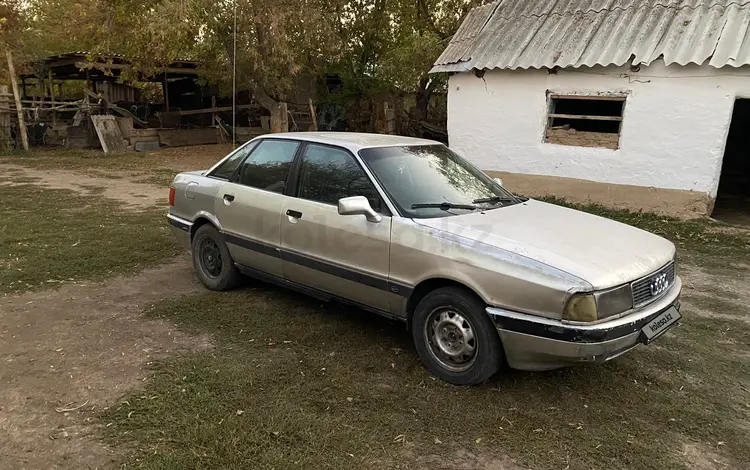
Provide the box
[412,287,503,385]
[191,224,241,291]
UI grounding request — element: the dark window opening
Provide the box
[234,140,299,194]
[209,141,258,180]
[297,144,383,211]
[546,95,625,149]
[713,98,750,227]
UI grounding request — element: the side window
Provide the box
[209,141,258,179]
[235,140,299,194]
[298,144,382,211]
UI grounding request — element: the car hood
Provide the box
[413,199,675,290]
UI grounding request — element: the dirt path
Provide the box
[0,257,208,470]
[0,164,166,209]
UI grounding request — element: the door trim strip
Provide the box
[224,232,412,297]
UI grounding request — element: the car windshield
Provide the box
[358,144,519,218]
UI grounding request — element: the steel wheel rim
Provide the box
[423,307,478,373]
[199,238,222,278]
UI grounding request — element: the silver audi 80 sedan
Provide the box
[168,132,682,385]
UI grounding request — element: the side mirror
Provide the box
[493,177,504,187]
[338,196,382,223]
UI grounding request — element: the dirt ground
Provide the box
[0,149,220,469]
[0,164,167,210]
[0,258,208,469]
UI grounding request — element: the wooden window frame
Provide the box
[545,94,626,150]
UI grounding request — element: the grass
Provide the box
[101,283,750,470]
[0,181,180,294]
[3,147,750,468]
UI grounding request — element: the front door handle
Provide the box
[286,209,303,219]
[223,194,235,202]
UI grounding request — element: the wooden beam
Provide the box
[5,48,29,151]
[49,70,57,126]
[48,70,55,103]
[85,69,94,146]
[308,98,318,131]
[75,61,200,76]
[548,113,623,122]
[163,72,169,112]
[177,104,256,116]
[550,94,626,101]
[0,85,12,151]
[20,99,74,106]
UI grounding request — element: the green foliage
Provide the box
[8,0,488,111]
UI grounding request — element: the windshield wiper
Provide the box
[472,195,518,205]
[411,202,478,211]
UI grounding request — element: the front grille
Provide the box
[631,262,676,307]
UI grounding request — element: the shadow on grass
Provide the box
[102,278,750,470]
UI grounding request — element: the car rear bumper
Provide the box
[486,277,682,371]
[167,214,192,250]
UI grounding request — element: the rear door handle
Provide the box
[223,194,235,202]
[286,209,303,219]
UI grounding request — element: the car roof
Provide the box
[260,132,440,151]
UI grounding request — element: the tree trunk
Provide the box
[5,48,29,151]
[269,102,288,133]
[410,76,439,123]
[222,35,288,133]
[249,81,287,133]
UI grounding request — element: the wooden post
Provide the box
[384,102,395,135]
[85,69,94,146]
[5,48,29,151]
[163,72,170,112]
[0,85,11,152]
[42,74,48,107]
[308,98,318,131]
[21,77,26,99]
[48,70,57,127]
[211,95,217,125]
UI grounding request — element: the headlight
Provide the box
[563,293,597,322]
[595,285,633,319]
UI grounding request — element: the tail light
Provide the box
[168,186,176,206]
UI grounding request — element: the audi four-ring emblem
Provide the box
[650,273,669,296]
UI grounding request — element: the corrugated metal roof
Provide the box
[431,0,750,72]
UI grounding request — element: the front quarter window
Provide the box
[359,145,517,218]
[209,141,258,180]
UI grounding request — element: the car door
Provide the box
[280,143,392,312]
[213,138,301,278]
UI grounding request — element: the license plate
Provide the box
[641,307,681,342]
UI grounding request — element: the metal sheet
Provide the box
[431,0,750,72]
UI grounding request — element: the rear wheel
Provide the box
[191,224,241,291]
[412,287,503,385]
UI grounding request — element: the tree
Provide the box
[386,0,490,123]
[22,0,341,130]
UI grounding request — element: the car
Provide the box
[167,132,682,385]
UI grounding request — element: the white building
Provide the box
[431,0,750,219]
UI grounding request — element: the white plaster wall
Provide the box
[447,61,750,197]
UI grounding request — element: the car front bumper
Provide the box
[486,276,682,371]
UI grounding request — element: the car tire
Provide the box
[191,224,241,291]
[411,287,503,385]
